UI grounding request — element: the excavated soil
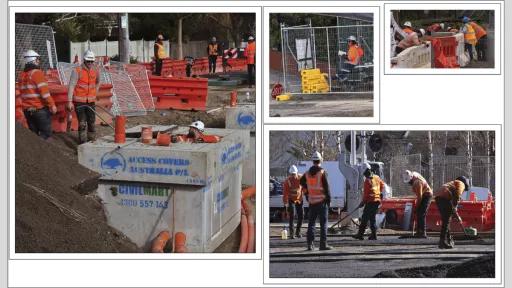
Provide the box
[374,254,495,278]
[15,124,140,253]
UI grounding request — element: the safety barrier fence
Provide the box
[391,43,432,68]
[144,57,247,77]
[148,75,209,111]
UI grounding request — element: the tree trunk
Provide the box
[118,13,130,63]
[466,131,473,185]
[441,131,448,185]
[428,131,434,188]
[178,17,183,59]
[485,131,491,189]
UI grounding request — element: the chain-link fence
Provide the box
[389,154,495,197]
[281,24,373,95]
[15,24,59,80]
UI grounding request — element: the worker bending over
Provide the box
[403,170,432,238]
[19,49,57,139]
[395,28,426,55]
[283,165,304,239]
[300,151,333,251]
[469,20,487,61]
[434,176,470,249]
[402,21,414,35]
[353,163,385,241]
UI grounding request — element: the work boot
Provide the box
[352,234,364,240]
[368,231,377,240]
[78,130,87,144]
[353,225,365,240]
[295,230,302,238]
[320,244,333,251]
[307,243,315,251]
[87,131,96,142]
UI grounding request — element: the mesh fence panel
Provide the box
[107,69,147,117]
[282,25,373,95]
[389,154,422,197]
[110,62,155,112]
[15,24,59,80]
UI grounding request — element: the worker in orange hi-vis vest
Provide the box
[353,163,386,241]
[66,50,100,144]
[282,165,304,239]
[402,21,414,35]
[153,33,166,76]
[469,21,488,61]
[403,170,433,238]
[19,49,57,140]
[337,35,364,81]
[461,16,477,62]
[244,35,256,88]
[434,176,470,249]
[300,151,333,251]
[395,28,426,55]
[207,36,219,75]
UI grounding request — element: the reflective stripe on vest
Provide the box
[73,67,97,103]
[287,178,300,199]
[306,171,325,205]
[464,24,477,44]
[155,43,166,59]
[20,70,46,99]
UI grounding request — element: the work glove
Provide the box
[49,105,57,115]
[66,102,74,112]
[338,50,346,56]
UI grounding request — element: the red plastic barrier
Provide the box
[144,56,248,77]
[149,75,208,111]
[432,36,459,68]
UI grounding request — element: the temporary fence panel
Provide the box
[281,24,373,95]
[389,154,422,197]
[15,24,59,80]
[109,61,155,112]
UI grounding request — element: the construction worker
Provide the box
[282,165,304,239]
[19,49,57,140]
[171,120,207,143]
[403,170,432,238]
[426,22,445,35]
[66,50,100,144]
[245,35,256,88]
[434,176,470,249]
[154,34,166,76]
[337,36,363,81]
[207,37,218,75]
[395,28,426,55]
[469,21,488,61]
[461,16,477,62]
[402,21,414,35]
[353,163,385,241]
[300,151,333,251]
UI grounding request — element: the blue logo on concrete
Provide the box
[100,151,126,175]
[237,111,255,129]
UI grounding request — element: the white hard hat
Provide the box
[440,23,445,30]
[189,120,205,132]
[403,170,413,183]
[83,50,95,61]
[288,165,298,174]
[403,21,412,27]
[311,151,323,161]
[23,49,40,65]
[418,28,426,36]
[157,34,164,40]
[211,36,217,42]
[248,36,255,41]
[347,35,357,42]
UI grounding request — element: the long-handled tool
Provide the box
[454,213,479,240]
[66,110,73,132]
[328,207,359,233]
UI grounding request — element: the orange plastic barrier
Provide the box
[145,56,248,77]
[149,75,208,111]
[174,232,187,253]
[432,36,459,68]
[151,231,171,253]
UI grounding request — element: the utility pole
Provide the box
[118,13,130,63]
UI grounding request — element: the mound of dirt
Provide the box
[15,124,140,252]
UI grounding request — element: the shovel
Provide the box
[328,207,359,233]
[66,110,72,133]
[454,214,479,240]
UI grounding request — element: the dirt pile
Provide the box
[15,124,140,252]
[374,254,495,278]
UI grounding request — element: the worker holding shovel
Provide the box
[282,165,304,239]
[403,170,433,238]
[434,176,470,249]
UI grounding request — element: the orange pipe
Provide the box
[239,206,249,253]
[114,116,126,143]
[151,231,171,253]
[174,232,187,253]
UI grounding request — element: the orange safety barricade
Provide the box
[149,75,208,111]
[432,36,459,68]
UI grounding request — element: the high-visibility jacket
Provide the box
[463,23,477,45]
[469,22,487,40]
[73,66,98,103]
[208,43,218,56]
[434,180,465,205]
[283,175,302,204]
[397,32,421,49]
[19,68,55,110]
[245,41,256,65]
[155,42,166,59]
[427,23,443,33]
[347,44,363,65]
[305,170,326,205]
[403,27,414,35]
[363,175,385,203]
[411,173,432,202]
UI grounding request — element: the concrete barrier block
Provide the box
[225,104,256,132]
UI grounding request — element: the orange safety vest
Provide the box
[284,175,302,204]
[470,22,487,40]
[347,44,363,65]
[434,180,465,202]
[245,41,256,65]
[155,42,166,59]
[463,23,477,45]
[19,69,53,110]
[73,66,98,103]
[305,170,326,205]
[208,43,218,56]
[403,27,414,35]
[363,175,384,203]
[411,174,432,201]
